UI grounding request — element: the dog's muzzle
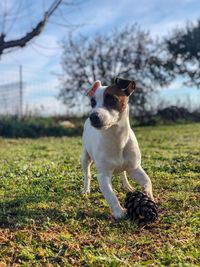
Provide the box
[89,112,102,128]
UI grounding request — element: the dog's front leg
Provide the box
[97,171,126,219]
[128,166,154,201]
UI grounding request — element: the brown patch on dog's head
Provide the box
[103,85,128,112]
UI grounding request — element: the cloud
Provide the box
[74,0,200,37]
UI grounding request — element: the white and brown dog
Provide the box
[81,78,154,219]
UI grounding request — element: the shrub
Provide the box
[0,116,84,138]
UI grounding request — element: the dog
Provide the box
[81,78,154,219]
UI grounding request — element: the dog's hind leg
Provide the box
[121,171,134,192]
[81,149,93,194]
[128,166,154,201]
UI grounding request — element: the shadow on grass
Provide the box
[0,191,110,229]
[0,198,73,229]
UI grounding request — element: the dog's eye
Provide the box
[104,94,118,108]
[91,98,96,108]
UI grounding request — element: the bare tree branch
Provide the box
[0,0,63,56]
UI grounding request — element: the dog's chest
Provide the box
[83,119,140,172]
[96,139,131,172]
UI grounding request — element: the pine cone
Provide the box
[124,191,158,225]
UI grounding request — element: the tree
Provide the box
[165,20,200,87]
[0,0,78,57]
[59,24,174,115]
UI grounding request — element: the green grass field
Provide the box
[0,123,199,266]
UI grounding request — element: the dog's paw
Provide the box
[81,188,90,194]
[144,190,155,202]
[113,208,126,220]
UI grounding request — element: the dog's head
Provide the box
[87,78,135,130]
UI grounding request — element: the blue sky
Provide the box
[0,0,200,115]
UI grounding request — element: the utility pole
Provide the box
[19,65,23,119]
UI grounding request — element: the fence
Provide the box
[0,67,88,117]
[0,79,67,117]
[0,66,199,118]
[0,82,22,116]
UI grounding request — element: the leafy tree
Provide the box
[59,24,174,115]
[165,20,200,87]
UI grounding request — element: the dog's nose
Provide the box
[89,112,101,127]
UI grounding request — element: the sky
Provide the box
[0,0,200,115]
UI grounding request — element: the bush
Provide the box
[132,106,200,126]
[0,116,84,138]
[0,107,200,138]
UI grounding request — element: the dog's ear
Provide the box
[88,80,102,97]
[123,81,135,96]
[114,77,135,96]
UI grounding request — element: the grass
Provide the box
[0,123,199,266]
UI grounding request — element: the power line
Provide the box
[32,41,60,50]
[48,19,83,30]
[6,0,24,34]
[26,0,34,28]
[30,43,57,58]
